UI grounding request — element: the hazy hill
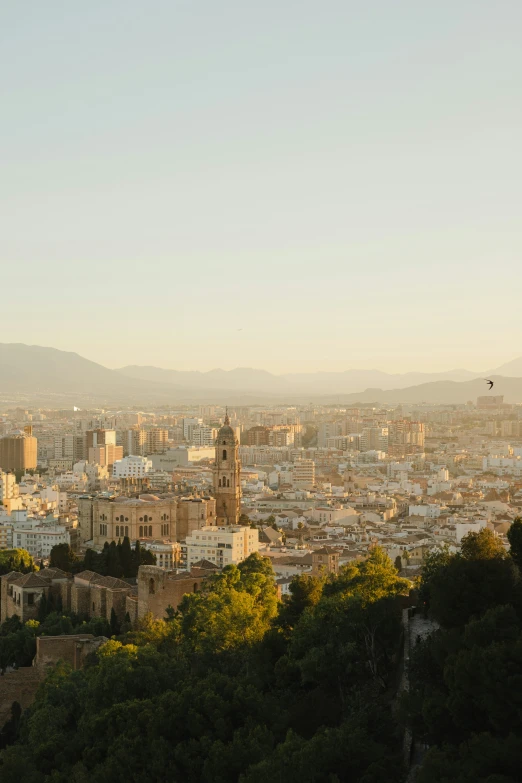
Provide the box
[1,343,522,405]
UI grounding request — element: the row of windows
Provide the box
[115,525,129,537]
[218,478,231,487]
[104,513,170,523]
[139,525,153,537]
[100,524,107,536]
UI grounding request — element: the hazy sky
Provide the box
[2,1,521,374]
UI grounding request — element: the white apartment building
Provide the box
[190,425,217,447]
[408,504,441,519]
[11,515,70,558]
[455,518,487,544]
[182,418,203,441]
[184,525,260,569]
[0,471,18,502]
[113,455,153,479]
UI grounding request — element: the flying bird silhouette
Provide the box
[484,379,494,390]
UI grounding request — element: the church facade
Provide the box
[212,412,241,525]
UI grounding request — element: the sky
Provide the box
[2,1,522,374]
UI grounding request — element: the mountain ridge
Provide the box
[1,343,522,405]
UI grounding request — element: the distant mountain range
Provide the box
[1,342,522,406]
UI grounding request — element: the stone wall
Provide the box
[137,566,204,620]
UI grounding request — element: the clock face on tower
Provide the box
[213,412,241,525]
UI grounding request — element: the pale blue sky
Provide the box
[2,1,521,373]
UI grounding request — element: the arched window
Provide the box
[125,526,129,537]
[144,515,148,523]
[218,478,221,487]
[193,583,198,593]
[139,525,143,537]
[222,449,227,460]
[149,525,152,537]
[227,478,230,487]
[115,525,119,537]
[149,578,155,594]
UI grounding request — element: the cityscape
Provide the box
[2,1,522,781]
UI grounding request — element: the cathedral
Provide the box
[213,411,241,525]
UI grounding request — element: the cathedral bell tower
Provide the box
[213,410,241,525]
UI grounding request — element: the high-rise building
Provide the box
[293,459,315,489]
[213,412,241,525]
[0,433,37,472]
[146,428,169,453]
[245,426,270,446]
[88,444,123,468]
[360,426,389,453]
[388,420,424,457]
[86,429,117,449]
[123,428,147,456]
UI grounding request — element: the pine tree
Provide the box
[83,549,96,572]
[106,541,123,578]
[110,607,120,635]
[119,536,133,577]
[37,593,48,621]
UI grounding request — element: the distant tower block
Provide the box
[213,411,241,525]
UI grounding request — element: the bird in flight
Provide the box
[237,328,243,331]
[484,379,494,390]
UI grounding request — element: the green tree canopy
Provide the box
[460,528,506,561]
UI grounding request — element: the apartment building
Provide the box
[184,525,260,569]
[112,455,153,479]
[0,433,38,472]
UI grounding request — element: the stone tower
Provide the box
[213,411,241,525]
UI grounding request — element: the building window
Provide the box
[125,526,129,537]
[139,526,143,537]
[222,449,227,460]
[116,526,119,537]
[149,525,152,537]
[28,593,34,605]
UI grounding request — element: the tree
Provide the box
[418,546,454,609]
[49,543,78,573]
[429,556,520,628]
[0,549,36,576]
[461,528,506,560]
[277,574,324,632]
[119,536,133,577]
[507,518,522,569]
[105,541,123,578]
[110,608,120,636]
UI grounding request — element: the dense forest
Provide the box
[0,548,409,782]
[404,523,522,782]
[1,524,522,782]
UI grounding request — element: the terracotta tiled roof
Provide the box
[12,572,50,588]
